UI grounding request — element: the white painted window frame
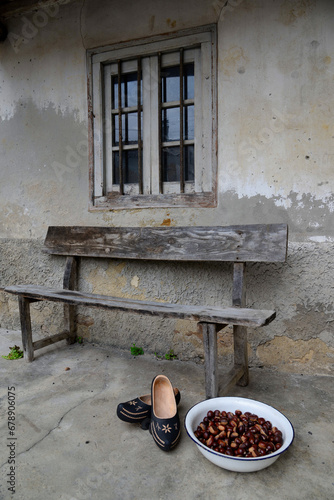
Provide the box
[87,25,217,210]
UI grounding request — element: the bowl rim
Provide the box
[184,396,295,463]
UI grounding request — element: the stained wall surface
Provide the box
[0,0,333,374]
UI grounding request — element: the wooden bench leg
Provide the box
[18,296,34,362]
[233,325,249,386]
[200,322,218,399]
[63,256,77,344]
[64,304,77,344]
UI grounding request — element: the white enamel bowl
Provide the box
[184,397,294,473]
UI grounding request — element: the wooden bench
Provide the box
[5,224,288,398]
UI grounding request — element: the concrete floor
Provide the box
[0,328,333,500]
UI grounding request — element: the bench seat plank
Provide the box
[5,284,276,327]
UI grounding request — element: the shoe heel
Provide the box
[140,417,151,431]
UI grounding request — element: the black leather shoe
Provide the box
[117,387,180,426]
[150,375,181,451]
[117,394,152,424]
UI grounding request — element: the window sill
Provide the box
[89,192,217,211]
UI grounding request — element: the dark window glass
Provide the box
[162,107,180,142]
[162,66,180,103]
[112,72,140,108]
[162,145,194,182]
[161,106,194,142]
[162,146,180,182]
[112,114,123,145]
[184,145,194,181]
[184,105,194,140]
[125,112,139,144]
[113,112,142,145]
[113,150,139,184]
[183,63,194,100]
[161,62,194,103]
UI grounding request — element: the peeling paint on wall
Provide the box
[218,191,334,241]
[130,275,140,288]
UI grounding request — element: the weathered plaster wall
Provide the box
[0,0,333,374]
[218,0,334,240]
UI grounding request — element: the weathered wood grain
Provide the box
[18,296,34,362]
[5,285,276,327]
[63,256,77,290]
[200,322,219,399]
[33,330,70,351]
[43,224,288,262]
[63,256,77,345]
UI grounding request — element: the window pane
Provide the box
[126,112,139,144]
[184,105,194,140]
[113,150,139,184]
[112,72,139,108]
[161,106,194,142]
[125,73,139,107]
[113,112,142,145]
[161,63,194,103]
[184,63,194,100]
[183,106,195,140]
[113,151,119,184]
[162,146,180,182]
[162,107,180,142]
[162,146,194,182]
[112,114,124,145]
[162,66,180,103]
[184,145,194,181]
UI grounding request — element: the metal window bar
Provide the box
[158,52,163,194]
[117,60,123,194]
[137,57,143,194]
[179,48,184,193]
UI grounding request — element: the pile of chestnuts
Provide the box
[194,409,283,458]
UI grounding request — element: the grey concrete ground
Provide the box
[0,328,333,500]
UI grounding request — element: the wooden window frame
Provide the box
[87,25,217,210]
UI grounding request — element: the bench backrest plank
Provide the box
[43,224,288,263]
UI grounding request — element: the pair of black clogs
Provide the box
[116,374,181,452]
